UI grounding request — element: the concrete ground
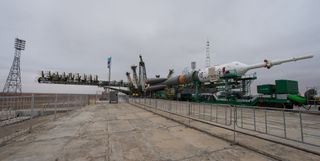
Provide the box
[0,102,319,161]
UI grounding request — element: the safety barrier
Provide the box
[235,105,320,147]
[129,98,320,149]
[0,94,94,145]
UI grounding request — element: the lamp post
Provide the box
[3,38,26,94]
[107,56,112,99]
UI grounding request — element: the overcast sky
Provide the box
[0,0,319,94]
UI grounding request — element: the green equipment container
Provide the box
[257,84,275,95]
[275,80,299,94]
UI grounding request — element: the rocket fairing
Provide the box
[197,54,314,83]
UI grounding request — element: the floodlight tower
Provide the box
[3,38,26,94]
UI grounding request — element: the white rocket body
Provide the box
[197,55,314,83]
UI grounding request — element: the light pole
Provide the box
[3,38,26,94]
[107,56,112,99]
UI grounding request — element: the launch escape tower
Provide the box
[3,38,26,94]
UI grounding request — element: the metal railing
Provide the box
[129,98,320,149]
[234,105,320,147]
[0,94,94,145]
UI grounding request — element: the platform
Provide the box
[0,102,319,161]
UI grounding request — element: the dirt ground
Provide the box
[0,102,318,161]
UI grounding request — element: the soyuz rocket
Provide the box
[145,55,314,91]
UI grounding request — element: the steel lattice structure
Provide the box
[205,40,211,68]
[3,38,26,94]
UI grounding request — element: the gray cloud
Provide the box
[0,0,319,94]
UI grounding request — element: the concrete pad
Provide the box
[0,103,284,161]
[4,137,69,161]
[168,126,230,151]
[208,146,272,161]
[108,119,135,133]
[109,131,158,161]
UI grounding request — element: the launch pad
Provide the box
[37,54,319,109]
